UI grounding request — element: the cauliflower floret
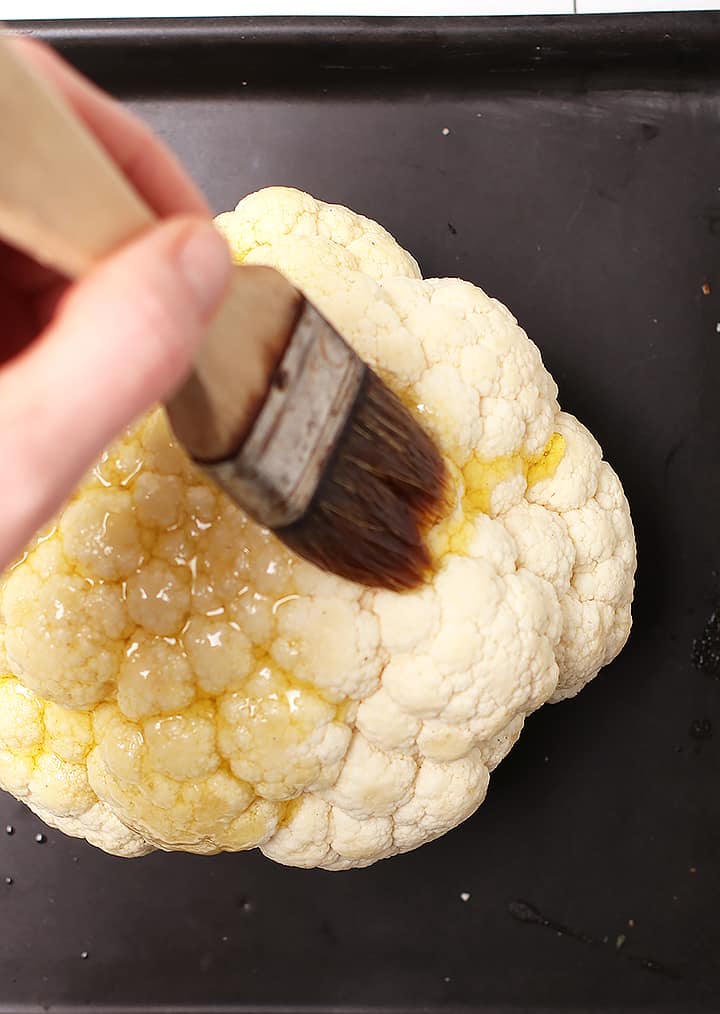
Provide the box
[0,187,635,868]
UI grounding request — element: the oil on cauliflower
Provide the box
[0,187,635,869]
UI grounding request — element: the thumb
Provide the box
[0,216,232,566]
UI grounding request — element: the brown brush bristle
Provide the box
[276,369,450,591]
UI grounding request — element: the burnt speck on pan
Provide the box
[689,719,713,740]
[692,608,720,678]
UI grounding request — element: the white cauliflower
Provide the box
[0,187,635,869]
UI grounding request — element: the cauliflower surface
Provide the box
[0,188,635,869]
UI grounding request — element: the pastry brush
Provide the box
[0,35,448,591]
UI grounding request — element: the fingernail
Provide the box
[176,220,232,320]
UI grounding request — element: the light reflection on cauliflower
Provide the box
[0,188,635,869]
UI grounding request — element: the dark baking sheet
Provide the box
[3,13,720,1013]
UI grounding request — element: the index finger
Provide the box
[8,36,209,220]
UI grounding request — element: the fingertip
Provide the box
[172,216,234,325]
[6,34,69,74]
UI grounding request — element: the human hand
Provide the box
[0,37,232,572]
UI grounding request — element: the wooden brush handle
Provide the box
[0,35,154,275]
[0,36,301,458]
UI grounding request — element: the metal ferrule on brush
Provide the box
[203,301,366,530]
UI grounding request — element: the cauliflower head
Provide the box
[0,187,635,869]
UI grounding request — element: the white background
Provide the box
[5,0,720,18]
